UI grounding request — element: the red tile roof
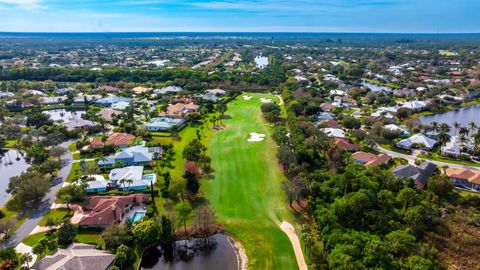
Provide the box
[333,138,360,151]
[90,132,135,149]
[446,168,480,185]
[78,194,149,227]
[352,151,391,167]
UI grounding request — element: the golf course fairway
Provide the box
[205,93,298,270]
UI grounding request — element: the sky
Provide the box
[0,0,479,33]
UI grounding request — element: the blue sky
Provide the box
[0,0,479,33]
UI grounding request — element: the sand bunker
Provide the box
[243,95,252,100]
[260,98,272,103]
[247,133,266,142]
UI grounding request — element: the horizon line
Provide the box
[0,31,480,35]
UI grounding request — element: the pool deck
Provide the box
[121,205,147,223]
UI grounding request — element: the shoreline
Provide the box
[227,235,248,270]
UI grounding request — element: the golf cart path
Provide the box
[280,221,308,270]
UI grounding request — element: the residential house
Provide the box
[40,96,67,105]
[31,243,115,270]
[153,86,183,95]
[76,194,149,227]
[96,85,120,92]
[206,89,226,95]
[333,138,360,152]
[333,96,357,107]
[95,95,132,107]
[64,119,99,131]
[316,112,335,121]
[97,109,121,121]
[132,86,151,95]
[320,103,336,112]
[321,128,346,138]
[55,87,75,95]
[90,132,135,149]
[396,134,437,150]
[401,100,429,110]
[0,91,14,99]
[98,146,159,167]
[146,117,186,132]
[445,167,480,192]
[441,136,462,157]
[109,166,151,191]
[165,102,200,116]
[392,162,438,188]
[384,124,411,137]
[351,151,391,167]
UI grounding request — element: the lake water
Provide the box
[43,109,86,122]
[141,234,239,270]
[0,150,30,207]
[418,105,480,135]
[361,81,392,93]
[254,56,269,69]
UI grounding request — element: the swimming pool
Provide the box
[142,174,156,185]
[130,211,146,223]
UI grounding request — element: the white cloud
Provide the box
[0,0,45,10]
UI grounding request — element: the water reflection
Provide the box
[141,234,238,270]
[418,105,480,135]
[0,149,31,207]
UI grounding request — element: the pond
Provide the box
[42,109,86,122]
[254,56,268,69]
[418,105,480,135]
[361,81,392,93]
[0,149,31,208]
[141,234,239,270]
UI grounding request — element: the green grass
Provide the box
[379,144,411,155]
[22,232,48,247]
[417,153,480,167]
[204,93,297,270]
[38,208,70,226]
[76,230,104,247]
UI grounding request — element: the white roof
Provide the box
[397,134,437,149]
[321,128,346,138]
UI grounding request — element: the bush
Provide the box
[146,205,155,218]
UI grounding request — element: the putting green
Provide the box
[205,93,298,270]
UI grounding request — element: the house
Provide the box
[31,243,115,270]
[384,124,411,137]
[40,96,67,105]
[90,132,135,149]
[97,109,121,121]
[96,85,120,92]
[321,128,346,138]
[333,96,357,107]
[351,151,391,167]
[396,134,437,150]
[110,101,130,110]
[85,178,109,193]
[441,136,462,157]
[64,119,99,131]
[109,166,150,191]
[95,95,132,107]
[76,194,149,227]
[392,162,438,188]
[393,89,415,97]
[132,86,151,95]
[322,120,341,129]
[206,89,226,95]
[55,87,75,95]
[333,138,360,152]
[73,94,101,105]
[201,92,221,102]
[146,117,186,132]
[0,91,14,99]
[320,103,336,112]
[445,167,480,192]
[401,100,429,110]
[98,146,159,167]
[165,102,200,116]
[153,86,183,95]
[316,112,335,121]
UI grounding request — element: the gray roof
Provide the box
[392,162,437,186]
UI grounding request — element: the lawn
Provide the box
[203,93,298,270]
[38,208,70,226]
[417,153,480,168]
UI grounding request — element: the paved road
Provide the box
[1,141,74,247]
[375,144,479,170]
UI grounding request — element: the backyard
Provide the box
[203,93,298,270]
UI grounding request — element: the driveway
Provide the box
[1,140,74,248]
[375,144,479,170]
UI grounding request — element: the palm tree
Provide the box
[431,121,439,134]
[453,122,461,135]
[18,253,32,269]
[459,133,468,148]
[438,131,452,147]
[469,122,478,134]
[459,127,470,137]
[440,123,451,134]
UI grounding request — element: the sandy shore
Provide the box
[228,236,249,270]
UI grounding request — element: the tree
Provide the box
[57,184,87,210]
[26,143,49,164]
[175,202,193,235]
[427,175,453,199]
[26,112,51,128]
[7,171,50,203]
[385,230,417,257]
[132,220,160,247]
[115,245,136,269]
[0,219,15,236]
[115,250,127,270]
[102,225,134,252]
[32,243,46,256]
[0,247,17,263]
[49,146,67,162]
[57,221,77,247]
[184,171,199,196]
[18,253,33,269]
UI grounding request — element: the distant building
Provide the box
[96,85,120,92]
[0,91,14,99]
[153,86,183,95]
[95,95,132,107]
[55,87,75,95]
[97,108,121,121]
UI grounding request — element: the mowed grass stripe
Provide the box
[205,93,297,270]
